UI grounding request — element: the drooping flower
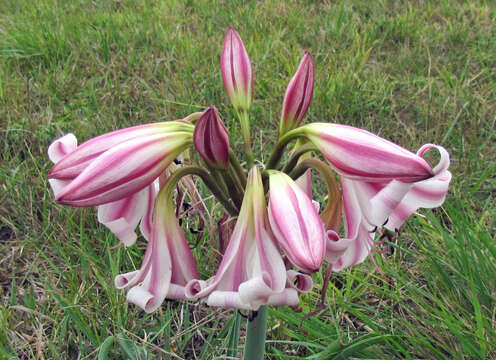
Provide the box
[193,106,230,169]
[220,27,253,112]
[48,133,159,246]
[280,52,314,135]
[185,167,312,310]
[49,121,192,180]
[300,123,436,182]
[268,171,325,273]
[50,123,194,207]
[114,183,200,313]
[326,144,451,271]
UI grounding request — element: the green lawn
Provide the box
[1,0,495,358]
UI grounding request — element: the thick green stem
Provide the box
[221,166,244,211]
[207,164,229,195]
[229,149,247,188]
[238,110,254,168]
[281,143,316,174]
[182,111,203,124]
[166,166,239,216]
[289,158,336,194]
[265,128,304,170]
[243,306,268,360]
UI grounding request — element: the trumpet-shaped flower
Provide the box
[49,121,193,180]
[47,121,193,245]
[48,134,159,246]
[221,27,253,111]
[193,106,230,169]
[51,125,193,207]
[268,171,325,273]
[185,167,312,310]
[326,144,451,271]
[300,123,436,182]
[280,52,314,135]
[114,184,200,313]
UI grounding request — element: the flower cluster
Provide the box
[48,28,451,313]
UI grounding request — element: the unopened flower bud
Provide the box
[280,52,314,135]
[220,27,253,111]
[193,106,230,169]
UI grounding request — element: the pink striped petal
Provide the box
[327,177,375,271]
[267,289,300,307]
[48,134,77,163]
[97,187,149,247]
[48,178,72,198]
[388,170,452,230]
[48,134,78,197]
[139,180,159,241]
[56,132,192,206]
[49,121,193,180]
[302,123,434,182]
[349,180,413,227]
[115,186,199,313]
[268,171,326,273]
[204,288,301,309]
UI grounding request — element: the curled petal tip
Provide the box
[115,185,199,313]
[47,133,78,164]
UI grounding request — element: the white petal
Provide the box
[97,188,148,247]
[48,134,77,163]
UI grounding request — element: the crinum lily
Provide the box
[114,174,200,313]
[285,123,452,271]
[47,26,453,360]
[48,132,160,246]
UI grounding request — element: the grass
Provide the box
[0,0,495,358]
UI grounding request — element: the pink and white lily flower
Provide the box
[321,142,451,271]
[300,123,438,182]
[293,123,451,270]
[48,134,158,246]
[185,167,312,310]
[114,184,200,313]
[49,121,193,207]
[47,120,193,246]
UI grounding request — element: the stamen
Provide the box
[300,264,332,329]
[369,252,393,283]
[108,242,124,250]
[248,310,258,321]
[370,246,387,254]
[238,310,249,320]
